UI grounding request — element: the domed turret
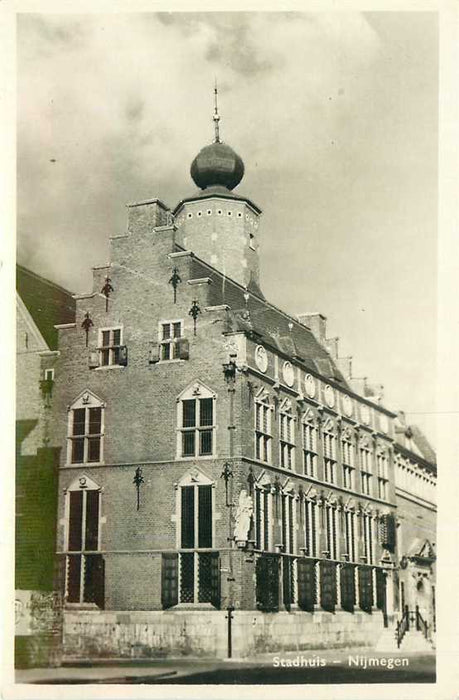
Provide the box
[190,142,244,191]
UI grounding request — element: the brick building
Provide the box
[16,265,75,666]
[49,113,436,659]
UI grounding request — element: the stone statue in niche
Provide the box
[234,489,253,546]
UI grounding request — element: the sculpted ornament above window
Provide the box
[343,395,353,417]
[282,361,295,387]
[255,345,268,373]
[304,374,316,398]
[324,385,335,408]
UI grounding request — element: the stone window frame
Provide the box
[63,474,104,607]
[66,390,105,466]
[158,319,184,362]
[176,381,217,461]
[322,417,337,485]
[253,471,273,552]
[254,388,273,465]
[341,426,356,490]
[302,408,318,478]
[279,398,296,471]
[98,325,123,367]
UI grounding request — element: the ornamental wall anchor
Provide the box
[100,276,114,312]
[133,466,144,511]
[168,267,182,304]
[81,312,94,347]
[188,299,201,335]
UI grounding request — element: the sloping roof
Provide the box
[188,255,348,385]
[16,265,76,350]
[409,425,436,464]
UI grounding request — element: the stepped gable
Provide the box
[17,265,76,350]
[188,254,347,385]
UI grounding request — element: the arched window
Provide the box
[64,475,104,608]
[177,382,217,459]
[279,399,295,470]
[67,391,105,465]
[254,389,273,464]
[322,419,337,484]
[302,409,317,477]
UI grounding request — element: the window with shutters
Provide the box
[67,391,105,465]
[341,429,355,490]
[159,320,184,361]
[362,511,374,564]
[304,498,318,557]
[323,420,337,484]
[325,502,338,560]
[302,414,317,477]
[177,382,216,458]
[98,327,124,366]
[279,400,295,470]
[254,392,272,464]
[376,449,389,500]
[173,469,219,606]
[65,477,104,608]
[359,438,373,496]
[254,486,271,551]
[344,509,357,562]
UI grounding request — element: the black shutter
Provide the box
[161,553,178,609]
[340,563,355,613]
[181,486,195,548]
[358,565,373,613]
[119,345,128,366]
[180,552,195,603]
[85,490,100,551]
[297,558,316,612]
[376,568,386,610]
[84,554,105,608]
[320,560,337,612]
[66,554,81,602]
[210,552,220,609]
[149,343,160,364]
[380,514,396,552]
[68,491,83,551]
[256,554,280,612]
[255,490,261,550]
[198,485,212,548]
[282,557,293,611]
[177,338,189,360]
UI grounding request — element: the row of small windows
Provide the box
[395,456,436,503]
[180,209,259,226]
[255,397,390,500]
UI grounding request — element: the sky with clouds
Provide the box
[17,11,438,443]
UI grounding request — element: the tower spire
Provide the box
[213,78,221,143]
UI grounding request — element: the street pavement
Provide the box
[15,647,435,685]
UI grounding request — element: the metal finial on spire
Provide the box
[213,78,221,143]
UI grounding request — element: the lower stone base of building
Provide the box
[63,608,389,661]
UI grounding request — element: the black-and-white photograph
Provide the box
[7,5,454,695]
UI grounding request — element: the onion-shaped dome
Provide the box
[190,142,244,191]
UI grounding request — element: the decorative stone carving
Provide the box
[234,489,253,545]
